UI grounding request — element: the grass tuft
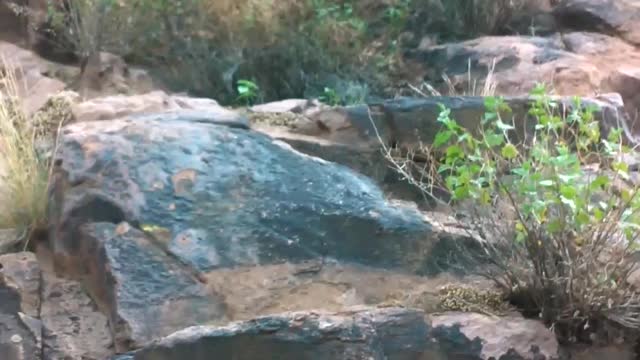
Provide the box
[0,58,55,248]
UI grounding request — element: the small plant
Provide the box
[385,84,640,344]
[319,87,341,106]
[236,79,261,106]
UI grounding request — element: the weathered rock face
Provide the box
[430,312,559,360]
[71,90,247,124]
[280,95,628,149]
[0,252,43,360]
[49,111,451,274]
[405,32,640,117]
[0,41,67,116]
[554,0,640,46]
[39,246,115,360]
[112,308,560,360]
[116,308,430,360]
[47,110,479,350]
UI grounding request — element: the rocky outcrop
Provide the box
[47,109,483,351]
[405,32,640,118]
[112,308,560,360]
[71,91,246,124]
[553,0,640,46]
[114,308,430,360]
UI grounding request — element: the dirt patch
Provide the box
[203,260,504,322]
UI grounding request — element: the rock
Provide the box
[0,41,67,115]
[405,32,640,117]
[249,99,321,114]
[71,91,248,127]
[430,312,559,360]
[75,222,228,352]
[49,111,461,275]
[202,261,495,322]
[554,0,640,46]
[0,252,43,360]
[114,308,561,360]
[0,229,21,255]
[0,1,28,45]
[47,110,480,347]
[114,307,430,360]
[297,95,630,149]
[40,265,114,360]
[606,67,640,121]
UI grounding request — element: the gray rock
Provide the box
[114,308,430,360]
[0,229,20,255]
[0,252,42,360]
[40,267,114,360]
[112,308,561,360]
[71,222,228,352]
[554,0,640,46]
[49,111,458,275]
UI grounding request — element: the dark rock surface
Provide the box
[554,0,640,46]
[115,308,430,360]
[112,308,560,360]
[48,111,452,275]
[76,222,228,351]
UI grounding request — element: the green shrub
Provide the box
[390,85,640,344]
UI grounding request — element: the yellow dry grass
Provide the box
[0,58,53,246]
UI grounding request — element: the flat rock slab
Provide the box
[113,308,430,360]
[112,308,561,360]
[49,112,450,274]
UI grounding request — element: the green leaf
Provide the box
[593,208,605,221]
[501,144,518,159]
[547,219,563,233]
[576,211,590,226]
[590,176,610,190]
[485,132,504,147]
[433,131,453,148]
[446,145,464,160]
[560,185,577,200]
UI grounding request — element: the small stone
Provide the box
[11,334,23,343]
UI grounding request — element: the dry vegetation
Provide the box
[382,85,640,345]
[34,0,538,105]
[0,59,56,247]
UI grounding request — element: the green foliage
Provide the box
[319,87,341,106]
[427,84,640,341]
[236,79,261,106]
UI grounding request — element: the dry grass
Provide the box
[0,58,55,247]
[408,58,499,97]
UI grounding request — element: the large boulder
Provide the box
[553,0,640,46]
[48,110,476,350]
[405,32,640,118]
